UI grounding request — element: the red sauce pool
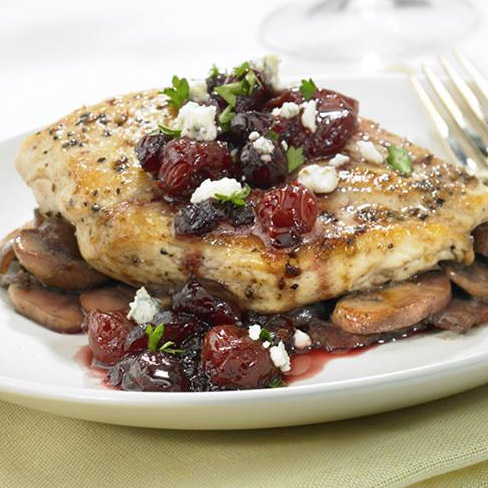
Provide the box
[73,345,111,386]
[285,348,371,384]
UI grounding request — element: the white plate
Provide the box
[1,73,487,431]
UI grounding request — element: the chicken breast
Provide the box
[15,89,488,312]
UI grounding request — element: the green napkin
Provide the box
[3,384,488,488]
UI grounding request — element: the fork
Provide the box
[410,51,488,178]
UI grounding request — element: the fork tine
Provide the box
[409,72,482,174]
[422,64,488,163]
[439,56,488,136]
[455,50,488,112]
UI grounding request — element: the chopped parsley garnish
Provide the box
[266,130,279,141]
[159,341,184,355]
[218,105,236,129]
[209,64,221,78]
[269,378,287,388]
[215,184,251,207]
[214,61,262,131]
[259,327,273,342]
[157,123,182,138]
[161,75,190,110]
[300,78,317,101]
[214,82,246,107]
[233,61,252,78]
[287,145,305,173]
[145,323,165,352]
[387,145,413,175]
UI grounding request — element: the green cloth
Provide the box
[3,385,488,487]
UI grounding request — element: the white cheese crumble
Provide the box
[248,131,261,142]
[293,329,312,350]
[190,177,243,204]
[357,140,384,164]
[176,101,217,141]
[189,80,210,103]
[329,153,350,167]
[269,341,291,373]
[301,100,317,133]
[252,136,275,155]
[127,287,160,325]
[248,324,262,341]
[297,164,339,194]
[281,140,289,152]
[272,102,300,119]
[252,54,281,90]
[262,341,271,349]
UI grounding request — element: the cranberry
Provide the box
[158,138,232,198]
[109,351,189,392]
[237,141,288,189]
[174,200,255,236]
[267,88,359,158]
[153,310,200,344]
[206,73,227,97]
[201,325,279,389]
[135,133,169,176]
[172,278,240,326]
[257,183,318,248]
[228,111,274,145]
[243,312,295,349]
[85,310,134,365]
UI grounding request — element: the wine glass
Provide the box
[260,0,480,65]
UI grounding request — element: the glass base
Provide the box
[260,0,480,64]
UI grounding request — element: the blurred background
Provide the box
[1,0,487,141]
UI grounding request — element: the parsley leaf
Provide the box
[145,323,165,352]
[219,105,235,130]
[161,75,190,110]
[387,145,413,175]
[209,64,221,78]
[157,123,182,138]
[259,327,273,342]
[215,184,251,207]
[214,82,246,106]
[233,61,251,79]
[300,78,317,101]
[266,130,279,141]
[269,378,287,388]
[287,146,305,173]
[159,341,184,355]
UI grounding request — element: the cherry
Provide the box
[257,183,318,248]
[108,351,189,392]
[172,278,240,326]
[174,200,255,236]
[85,310,134,365]
[267,88,358,159]
[237,140,288,189]
[201,324,279,389]
[228,111,274,145]
[158,138,232,198]
[135,133,170,176]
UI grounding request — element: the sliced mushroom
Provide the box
[8,282,83,333]
[428,297,488,334]
[13,228,109,291]
[0,236,16,274]
[442,261,488,298]
[473,223,488,258]
[80,285,135,313]
[331,272,452,335]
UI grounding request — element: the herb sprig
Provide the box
[161,75,190,110]
[159,341,184,355]
[215,184,251,207]
[300,78,317,101]
[157,123,182,138]
[145,323,165,352]
[387,145,413,175]
[286,146,305,173]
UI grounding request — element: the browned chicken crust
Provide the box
[15,89,488,312]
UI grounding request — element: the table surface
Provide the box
[1,0,488,141]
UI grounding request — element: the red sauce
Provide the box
[285,348,371,384]
[73,345,110,385]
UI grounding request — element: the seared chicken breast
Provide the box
[15,89,488,313]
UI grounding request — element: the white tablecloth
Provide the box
[1,0,487,140]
